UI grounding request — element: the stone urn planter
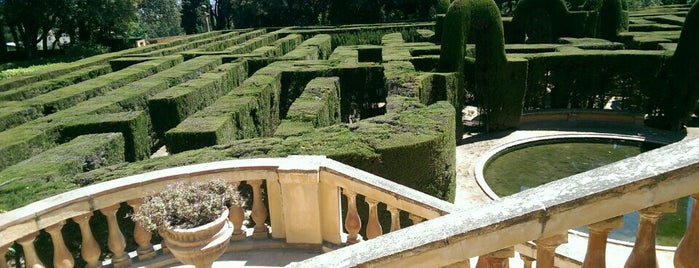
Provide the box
[130,179,243,268]
[160,209,234,268]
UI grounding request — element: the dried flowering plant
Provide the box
[130,179,244,231]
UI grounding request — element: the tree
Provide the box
[3,0,54,59]
[138,0,183,38]
[0,0,7,56]
[69,0,140,49]
[181,0,210,34]
[212,0,235,30]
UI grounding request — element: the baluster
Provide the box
[229,205,246,241]
[248,180,269,239]
[127,200,155,261]
[624,201,676,268]
[72,212,102,268]
[387,206,401,232]
[45,221,75,268]
[161,240,170,254]
[99,204,132,268]
[533,233,568,268]
[16,232,45,268]
[520,255,535,268]
[0,243,10,268]
[582,216,623,268]
[343,189,362,244]
[675,194,699,268]
[365,198,382,239]
[475,247,513,268]
[409,214,424,225]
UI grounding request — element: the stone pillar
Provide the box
[127,199,155,261]
[624,201,677,268]
[476,247,514,268]
[45,221,75,268]
[365,198,383,239]
[343,189,362,244]
[675,194,699,268]
[100,204,132,268]
[387,206,401,232]
[534,233,568,268]
[0,243,10,268]
[520,255,535,268]
[16,232,45,268]
[319,171,342,245]
[72,212,102,268]
[582,216,623,268]
[278,160,323,244]
[229,205,246,241]
[409,214,424,225]
[248,179,269,239]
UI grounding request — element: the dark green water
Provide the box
[483,138,687,246]
[484,138,659,197]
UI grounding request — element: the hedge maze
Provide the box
[0,2,697,212]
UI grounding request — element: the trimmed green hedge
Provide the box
[226,32,281,54]
[650,2,699,130]
[279,34,333,61]
[0,31,221,92]
[0,123,59,171]
[520,50,666,112]
[0,55,227,171]
[0,57,181,132]
[440,0,525,131]
[165,72,279,153]
[275,77,341,138]
[60,55,222,117]
[125,31,229,57]
[0,65,112,101]
[273,34,304,55]
[166,59,385,153]
[196,29,267,52]
[0,133,125,211]
[149,61,248,139]
[78,99,456,203]
[29,56,181,115]
[59,111,150,162]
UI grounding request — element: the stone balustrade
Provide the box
[4,136,699,267]
[0,155,454,268]
[289,136,699,267]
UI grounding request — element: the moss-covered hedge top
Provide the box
[0,23,460,211]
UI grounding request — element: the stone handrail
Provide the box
[0,156,453,267]
[289,137,699,267]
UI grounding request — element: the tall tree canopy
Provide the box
[181,0,210,34]
[0,0,457,59]
[138,0,183,38]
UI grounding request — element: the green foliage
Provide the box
[649,1,699,130]
[181,0,210,34]
[0,65,112,101]
[149,60,246,139]
[130,179,243,231]
[440,0,525,131]
[0,63,56,80]
[137,0,184,38]
[599,0,625,40]
[509,0,571,43]
[276,77,341,135]
[436,0,452,13]
[0,133,125,195]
